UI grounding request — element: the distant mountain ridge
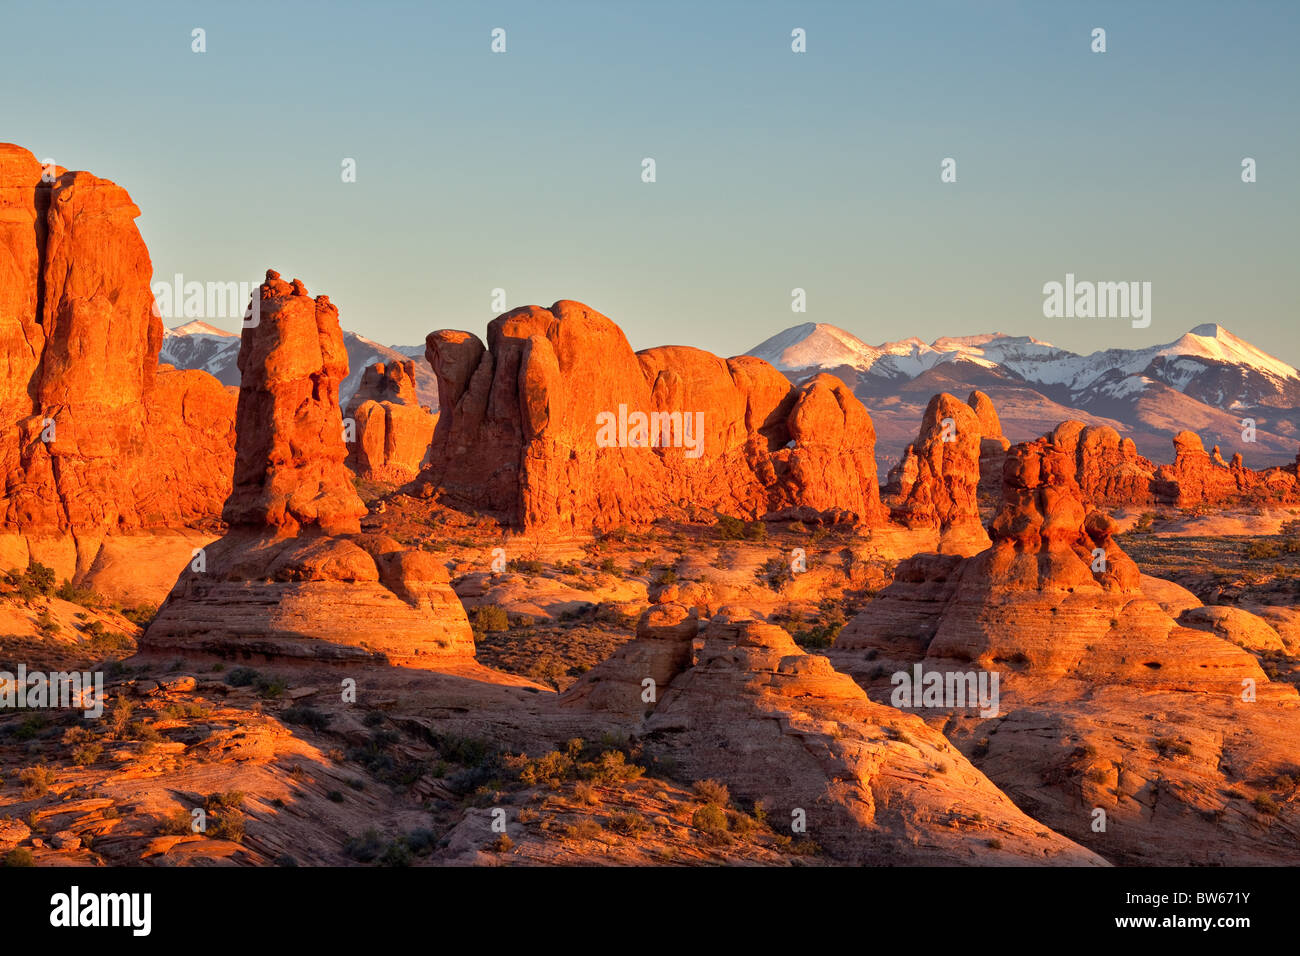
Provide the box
[747,322,1300,468]
[160,323,439,410]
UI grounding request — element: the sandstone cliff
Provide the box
[142,272,475,666]
[416,302,885,531]
[0,143,235,586]
[344,360,437,484]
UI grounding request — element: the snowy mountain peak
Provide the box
[168,320,237,337]
[1165,324,1299,383]
[749,323,882,371]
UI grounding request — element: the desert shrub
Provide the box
[55,580,102,608]
[23,562,56,597]
[204,792,246,842]
[119,604,158,628]
[13,714,49,741]
[225,666,259,687]
[716,515,746,540]
[598,557,620,576]
[159,809,195,835]
[254,675,288,699]
[404,828,438,855]
[693,779,730,806]
[345,828,386,862]
[2,848,34,867]
[380,840,413,867]
[488,834,514,853]
[34,609,59,637]
[760,556,794,590]
[691,803,730,843]
[792,621,843,649]
[434,734,495,767]
[1253,793,1279,815]
[653,568,678,586]
[70,741,103,766]
[506,558,544,575]
[471,604,509,634]
[512,740,642,790]
[19,764,53,799]
[1154,737,1193,757]
[1244,540,1282,560]
[281,705,331,732]
[608,811,651,836]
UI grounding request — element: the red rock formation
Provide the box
[1043,421,1299,511]
[836,436,1300,865]
[1050,420,1155,508]
[418,302,885,531]
[223,272,364,536]
[344,360,437,484]
[968,389,1009,455]
[142,273,475,667]
[886,392,989,555]
[558,595,698,717]
[0,144,235,585]
[638,609,1101,864]
[1152,430,1300,507]
[842,436,1272,688]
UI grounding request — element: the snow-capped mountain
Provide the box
[158,320,242,387]
[159,323,439,409]
[747,322,1300,467]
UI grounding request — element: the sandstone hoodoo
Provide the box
[0,144,236,586]
[416,301,885,531]
[835,430,1300,864]
[142,272,475,666]
[344,360,438,484]
[886,392,990,556]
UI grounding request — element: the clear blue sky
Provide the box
[3,0,1296,359]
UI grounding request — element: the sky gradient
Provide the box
[3,0,1297,360]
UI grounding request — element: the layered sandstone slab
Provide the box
[0,144,235,594]
[417,302,884,531]
[143,272,474,667]
[639,610,1102,865]
[344,360,437,483]
[143,532,474,665]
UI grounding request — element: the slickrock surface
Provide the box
[345,360,437,483]
[0,144,235,588]
[834,434,1300,864]
[142,272,475,667]
[558,597,698,719]
[416,302,884,531]
[638,610,1102,865]
[887,392,991,555]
